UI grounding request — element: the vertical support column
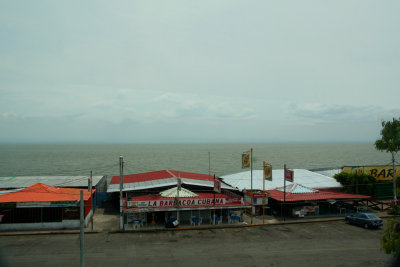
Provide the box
[80,190,85,267]
[89,170,93,231]
[262,161,265,225]
[250,148,253,225]
[283,164,286,222]
[119,156,124,230]
[176,171,180,222]
[392,153,397,206]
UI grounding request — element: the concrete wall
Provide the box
[0,220,80,231]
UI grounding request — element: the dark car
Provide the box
[345,212,383,229]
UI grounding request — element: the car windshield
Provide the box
[366,214,379,219]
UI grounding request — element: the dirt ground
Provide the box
[1,219,398,267]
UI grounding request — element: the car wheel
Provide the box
[364,223,369,229]
[345,219,349,224]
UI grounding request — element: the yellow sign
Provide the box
[263,162,272,181]
[342,166,400,181]
[242,153,250,169]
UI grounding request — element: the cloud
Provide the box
[0,86,257,126]
[0,112,25,119]
[1,2,399,142]
[129,92,256,122]
[287,103,400,123]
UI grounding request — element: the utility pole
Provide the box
[213,174,216,207]
[208,152,211,176]
[80,190,85,267]
[119,156,124,230]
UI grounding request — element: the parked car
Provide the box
[345,212,383,229]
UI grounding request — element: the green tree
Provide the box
[333,172,376,195]
[375,118,400,205]
[382,218,400,258]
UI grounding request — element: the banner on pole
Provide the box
[214,177,221,193]
[263,162,272,181]
[284,169,294,182]
[242,152,250,169]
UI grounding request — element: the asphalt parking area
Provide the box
[0,219,397,267]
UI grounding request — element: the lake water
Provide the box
[0,143,395,179]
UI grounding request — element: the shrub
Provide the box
[388,206,400,215]
[382,218,400,258]
[333,172,377,195]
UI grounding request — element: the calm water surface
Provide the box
[0,143,395,178]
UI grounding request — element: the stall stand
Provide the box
[123,192,250,229]
[108,170,249,229]
[267,183,371,218]
[243,190,269,216]
[292,205,319,217]
[0,183,93,231]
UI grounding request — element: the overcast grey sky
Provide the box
[1,1,399,143]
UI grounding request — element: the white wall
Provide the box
[0,220,80,231]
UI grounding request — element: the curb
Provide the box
[110,215,400,233]
[109,217,349,233]
[2,215,399,236]
[0,229,103,236]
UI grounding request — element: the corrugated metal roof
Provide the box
[0,183,92,203]
[313,168,342,178]
[0,176,105,189]
[220,169,342,191]
[107,174,237,193]
[276,183,317,194]
[160,187,198,198]
[267,189,370,202]
[108,178,177,192]
[0,188,22,195]
[110,170,216,185]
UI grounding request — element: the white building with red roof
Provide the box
[108,170,250,229]
[223,170,371,218]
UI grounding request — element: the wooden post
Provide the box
[250,148,253,225]
[262,161,265,225]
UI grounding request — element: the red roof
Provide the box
[110,170,215,185]
[267,189,371,202]
[0,183,92,203]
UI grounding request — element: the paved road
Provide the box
[0,220,398,267]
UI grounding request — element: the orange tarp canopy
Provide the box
[0,183,92,203]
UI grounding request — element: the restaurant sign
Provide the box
[342,166,400,181]
[128,198,226,208]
